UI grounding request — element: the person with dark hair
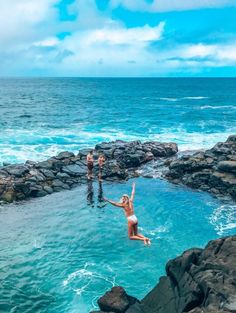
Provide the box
[87,150,94,179]
[98,153,106,182]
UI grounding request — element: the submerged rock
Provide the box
[0,140,178,203]
[92,235,236,313]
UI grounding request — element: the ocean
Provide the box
[0,78,236,313]
[0,78,236,164]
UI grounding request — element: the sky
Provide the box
[1,0,236,77]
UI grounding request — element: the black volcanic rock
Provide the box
[95,286,138,313]
[165,135,236,200]
[0,140,177,203]
[92,236,236,313]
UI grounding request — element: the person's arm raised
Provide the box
[103,198,123,208]
[130,182,136,202]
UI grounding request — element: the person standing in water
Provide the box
[98,154,106,182]
[104,183,151,245]
[87,150,94,180]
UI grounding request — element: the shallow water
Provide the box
[1,178,235,313]
[0,78,236,164]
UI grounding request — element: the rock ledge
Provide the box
[165,135,236,200]
[91,235,236,313]
[0,140,177,203]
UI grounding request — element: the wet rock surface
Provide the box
[91,235,236,313]
[0,140,177,203]
[165,135,236,201]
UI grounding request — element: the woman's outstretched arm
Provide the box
[103,198,123,208]
[130,182,135,202]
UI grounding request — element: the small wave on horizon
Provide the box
[159,96,209,102]
[183,96,209,100]
[200,105,236,110]
[159,97,179,102]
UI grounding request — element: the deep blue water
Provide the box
[0,178,235,313]
[0,78,236,313]
[0,78,236,164]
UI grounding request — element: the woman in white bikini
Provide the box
[104,183,151,245]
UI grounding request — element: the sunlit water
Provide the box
[1,78,236,312]
[0,78,236,164]
[1,178,235,313]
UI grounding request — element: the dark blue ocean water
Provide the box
[0,78,236,164]
[0,78,236,313]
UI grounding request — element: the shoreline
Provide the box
[1,135,236,203]
[0,140,178,203]
[91,235,236,313]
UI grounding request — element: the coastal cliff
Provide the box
[165,135,236,201]
[0,140,177,203]
[91,235,236,313]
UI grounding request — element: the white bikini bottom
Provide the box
[127,215,138,224]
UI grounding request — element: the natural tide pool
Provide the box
[0,178,235,313]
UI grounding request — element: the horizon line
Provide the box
[1,76,236,79]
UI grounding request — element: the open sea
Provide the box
[0,78,236,312]
[0,78,236,164]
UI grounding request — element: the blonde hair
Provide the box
[121,194,129,202]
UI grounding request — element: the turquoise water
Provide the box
[1,178,235,312]
[0,78,236,164]
[1,78,236,312]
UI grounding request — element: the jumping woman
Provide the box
[104,183,151,245]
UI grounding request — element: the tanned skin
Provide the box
[87,151,94,179]
[98,154,106,182]
[104,183,151,245]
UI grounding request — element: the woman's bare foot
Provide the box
[144,238,151,246]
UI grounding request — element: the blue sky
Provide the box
[1,0,236,76]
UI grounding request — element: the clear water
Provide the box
[0,78,236,164]
[1,78,236,312]
[1,178,235,313]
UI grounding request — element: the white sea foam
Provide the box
[151,131,235,151]
[159,97,178,102]
[209,205,236,236]
[1,124,236,164]
[139,225,169,239]
[63,262,116,298]
[200,105,236,110]
[33,239,44,249]
[183,96,209,100]
[159,96,209,102]
[63,263,94,287]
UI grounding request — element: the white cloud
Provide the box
[110,0,236,12]
[0,0,236,76]
[34,37,60,47]
[154,42,236,74]
[0,0,58,48]
[34,22,165,76]
[78,22,165,45]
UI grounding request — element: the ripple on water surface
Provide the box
[0,178,235,312]
[1,78,236,164]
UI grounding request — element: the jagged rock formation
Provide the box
[91,235,236,313]
[165,135,236,200]
[0,140,177,203]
